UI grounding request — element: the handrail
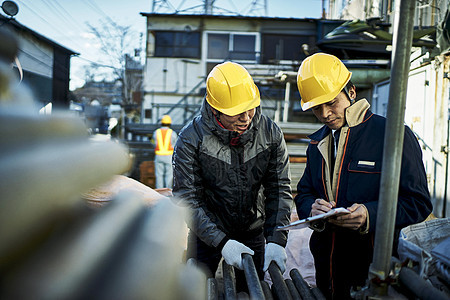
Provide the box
[157,78,206,124]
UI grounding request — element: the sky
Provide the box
[9,0,324,91]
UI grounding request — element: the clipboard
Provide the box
[277,207,351,231]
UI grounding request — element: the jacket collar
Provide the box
[308,98,372,141]
[345,98,371,127]
[201,98,261,145]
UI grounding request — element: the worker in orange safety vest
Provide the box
[152,115,177,189]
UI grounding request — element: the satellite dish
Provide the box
[2,1,19,17]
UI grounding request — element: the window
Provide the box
[261,34,314,63]
[154,31,200,58]
[144,109,152,119]
[207,34,229,59]
[207,32,258,62]
[232,35,256,60]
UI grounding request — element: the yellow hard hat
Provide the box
[297,53,352,111]
[161,115,172,125]
[206,61,260,116]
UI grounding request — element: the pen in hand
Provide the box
[311,199,336,216]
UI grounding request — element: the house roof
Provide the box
[0,15,78,55]
[140,12,319,23]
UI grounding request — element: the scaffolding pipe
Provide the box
[368,0,417,295]
[282,81,290,122]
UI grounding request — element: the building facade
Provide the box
[140,13,343,125]
[1,16,77,110]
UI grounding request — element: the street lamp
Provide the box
[1,1,18,17]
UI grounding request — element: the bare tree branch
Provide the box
[85,18,141,104]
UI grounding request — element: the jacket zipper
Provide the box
[330,128,350,298]
[237,145,244,225]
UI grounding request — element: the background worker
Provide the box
[295,53,432,299]
[172,61,293,291]
[152,115,177,189]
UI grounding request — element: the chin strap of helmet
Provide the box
[211,107,225,128]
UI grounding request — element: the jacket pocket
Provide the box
[346,160,381,204]
[348,160,381,174]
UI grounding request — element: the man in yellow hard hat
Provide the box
[172,61,293,291]
[294,53,432,299]
[152,114,177,189]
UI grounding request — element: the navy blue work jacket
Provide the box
[295,104,432,299]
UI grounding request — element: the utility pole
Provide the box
[151,0,176,13]
[322,0,326,18]
[205,0,214,14]
[246,0,267,16]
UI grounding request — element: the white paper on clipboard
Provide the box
[277,207,351,231]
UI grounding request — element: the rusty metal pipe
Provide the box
[222,261,237,300]
[268,261,292,300]
[242,253,265,299]
[0,113,131,264]
[260,280,274,300]
[2,193,145,299]
[398,267,448,300]
[82,197,204,300]
[0,113,89,154]
[0,27,18,63]
[311,287,326,300]
[285,279,301,300]
[0,138,131,263]
[289,268,315,300]
[207,278,218,300]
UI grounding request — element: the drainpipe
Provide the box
[368,0,417,296]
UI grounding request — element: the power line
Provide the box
[75,55,121,70]
[82,0,118,27]
[82,0,108,18]
[42,0,85,32]
[15,0,83,50]
[13,1,99,72]
[51,0,82,26]
[15,0,69,38]
[14,0,142,86]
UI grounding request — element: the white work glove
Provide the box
[221,239,254,270]
[263,242,287,273]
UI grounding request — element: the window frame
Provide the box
[203,31,260,64]
[154,30,201,58]
[261,33,313,63]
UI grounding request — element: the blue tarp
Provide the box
[398,218,450,287]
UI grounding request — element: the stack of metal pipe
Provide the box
[207,254,325,300]
[0,29,207,299]
[0,110,207,299]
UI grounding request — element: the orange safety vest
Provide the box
[155,128,174,156]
